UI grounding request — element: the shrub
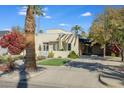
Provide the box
[13,55,24,61]
[111,52,116,57]
[60,49,64,51]
[58,56,62,58]
[48,51,54,58]
[2,53,8,56]
[0,56,8,63]
[36,56,46,61]
[68,51,79,59]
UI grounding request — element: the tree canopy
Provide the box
[0,29,26,55]
[89,7,124,61]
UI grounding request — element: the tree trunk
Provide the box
[37,16,40,33]
[121,49,124,62]
[103,44,106,58]
[25,5,37,71]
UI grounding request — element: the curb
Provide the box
[98,73,124,88]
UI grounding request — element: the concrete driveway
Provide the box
[0,57,123,88]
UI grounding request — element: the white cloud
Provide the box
[2,28,11,31]
[18,11,26,16]
[59,23,69,26]
[18,6,27,16]
[18,6,51,19]
[81,12,92,17]
[43,7,48,11]
[45,15,52,19]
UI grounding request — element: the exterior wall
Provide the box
[46,29,71,34]
[35,29,79,58]
[0,47,8,55]
[35,33,60,56]
[0,37,8,56]
[40,51,70,58]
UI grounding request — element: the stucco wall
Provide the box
[0,47,8,55]
[35,32,79,58]
[39,51,70,58]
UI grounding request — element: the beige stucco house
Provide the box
[35,29,79,58]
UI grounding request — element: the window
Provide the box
[43,43,49,51]
[53,43,58,51]
[68,43,71,51]
[53,44,56,51]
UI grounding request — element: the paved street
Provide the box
[0,57,123,88]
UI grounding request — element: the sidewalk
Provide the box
[0,65,106,88]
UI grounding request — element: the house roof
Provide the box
[0,30,10,37]
[46,29,72,34]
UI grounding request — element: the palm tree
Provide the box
[39,29,43,33]
[71,25,84,56]
[71,25,84,45]
[24,5,44,71]
[36,6,44,33]
[71,25,83,35]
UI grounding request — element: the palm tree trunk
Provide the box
[25,5,37,71]
[37,16,40,33]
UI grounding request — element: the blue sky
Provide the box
[0,5,123,33]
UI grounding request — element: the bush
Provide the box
[111,52,116,57]
[48,51,54,58]
[68,51,79,59]
[13,55,24,61]
[58,56,62,58]
[60,49,64,51]
[0,55,24,64]
[2,53,8,56]
[0,55,8,63]
[36,56,46,61]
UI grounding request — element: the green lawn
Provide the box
[37,58,69,66]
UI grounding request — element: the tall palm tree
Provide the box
[24,5,44,71]
[36,6,44,33]
[71,25,83,35]
[71,25,84,56]
[71,25,84,45]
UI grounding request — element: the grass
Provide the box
[38,58,69,66]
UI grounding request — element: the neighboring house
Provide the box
[0,30,10,55]
[35,29,79,58]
